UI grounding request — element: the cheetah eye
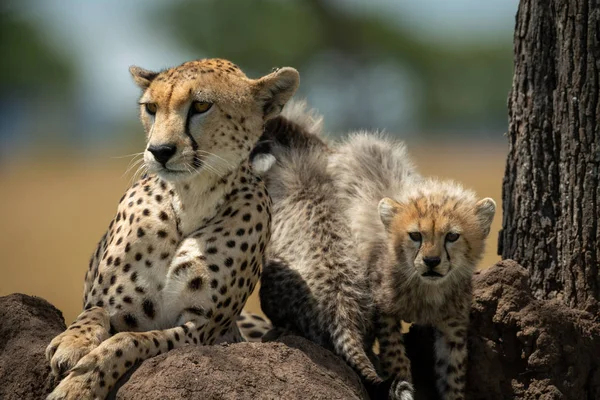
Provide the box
[191,101,213,114]
[446,232,460,242]
[144,103,157,115]
[408,232,422,242]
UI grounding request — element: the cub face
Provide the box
[379,190,495,284]
[129,59,299,181]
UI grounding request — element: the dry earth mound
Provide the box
[2,260,598,399]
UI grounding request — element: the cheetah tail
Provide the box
[330,324,382,385]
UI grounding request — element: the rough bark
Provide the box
[501,0,600,313]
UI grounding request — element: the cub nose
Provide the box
[423,256,441,269]
[148,144,177,165]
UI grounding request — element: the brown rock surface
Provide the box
[114,335,368,400]
[3,260,599,400]
[407,260,600,400]
[0,293,66,400]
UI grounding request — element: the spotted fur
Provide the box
[251,103,385,395]
[232,311,272,342]
[45,58,299,400]
[330,133,496,400]
[253,103,495,400]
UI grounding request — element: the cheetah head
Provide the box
[378,180,496,285]
[130,59,299,181]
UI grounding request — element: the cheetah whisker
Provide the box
[198,160,223,177]
[195,153,235,173]
[120,154,146,180]
[122,157,145,180]
[123,155,144,172]
[196,150,235,169]
[194,156,226,176]
[122,152,144,168]
[183,162,196,176]
[111,151,145,159]
[205,161,230,175]
[131,163,148,185]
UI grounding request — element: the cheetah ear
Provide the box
[129,66,158,90]
[378,198,402,230]
[254,67,300,120]
[475,198,496,238]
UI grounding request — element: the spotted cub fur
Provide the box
[45,58,298,400]
[252,104,382,391]
[253,103,495,400]
[330,133,496,400]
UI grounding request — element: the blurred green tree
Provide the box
[0,8,74,93]
[159,0,512,133]
[0,6,76,151]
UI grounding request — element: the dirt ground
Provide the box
[0,141,506,323]
[3,260,598,400]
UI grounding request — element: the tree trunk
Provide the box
[501,0,600,313]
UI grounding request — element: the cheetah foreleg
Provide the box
[46,306,111,378]
[376,314,414,400]
[433,318,468,400]
[47,319,206,400]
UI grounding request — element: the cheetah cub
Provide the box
[330,133,496,400]
[45,58,298,400]
[251,102,383,394]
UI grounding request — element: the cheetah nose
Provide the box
[423,256,441,269]
[148,144,177,165]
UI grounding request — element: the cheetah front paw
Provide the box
[47,352,107,400]
[46,326,109,377]
[47,370,98,400]
[389,379,414,400]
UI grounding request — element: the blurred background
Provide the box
[1,0,516,323]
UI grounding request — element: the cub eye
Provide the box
[408,232,422,242]
[191,101,213,114]
[446,232,460,242]
[144,103,157,115]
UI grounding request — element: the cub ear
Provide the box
[129,66,159,90]
[475,198,496,238]
[378,198,402,230]
[254,67,300,120]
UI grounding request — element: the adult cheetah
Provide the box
[45,58,299,399]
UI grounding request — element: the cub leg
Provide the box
[433,318,468,400]
[376,314,414,400]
